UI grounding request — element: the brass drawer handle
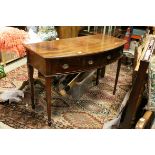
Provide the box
[107,55,112,60]
[88,60,94,65]
[62,64,69,69]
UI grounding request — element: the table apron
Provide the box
[27,46,123,77]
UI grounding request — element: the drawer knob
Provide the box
[107,55,112,60]
[88,60,94,65]
[62,64,69,69]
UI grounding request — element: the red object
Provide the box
[124,27,131,50]
[131,35,142,40]
[0,27,28,57]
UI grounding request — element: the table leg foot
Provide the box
[48,121,52,126]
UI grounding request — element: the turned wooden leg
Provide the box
[45,77,52,126]
[100,66,106,78]
[113,58,122,95]
[27,64,35,109]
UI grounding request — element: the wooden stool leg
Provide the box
[27,64,35,109]
[45,77,52,126]
[113,58,122,95]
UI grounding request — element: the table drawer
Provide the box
[47,47,123,75]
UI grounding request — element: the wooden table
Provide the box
[24,34,126,126]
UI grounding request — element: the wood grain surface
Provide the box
[24,34,126,58]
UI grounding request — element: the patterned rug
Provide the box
[0,63,133,129]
